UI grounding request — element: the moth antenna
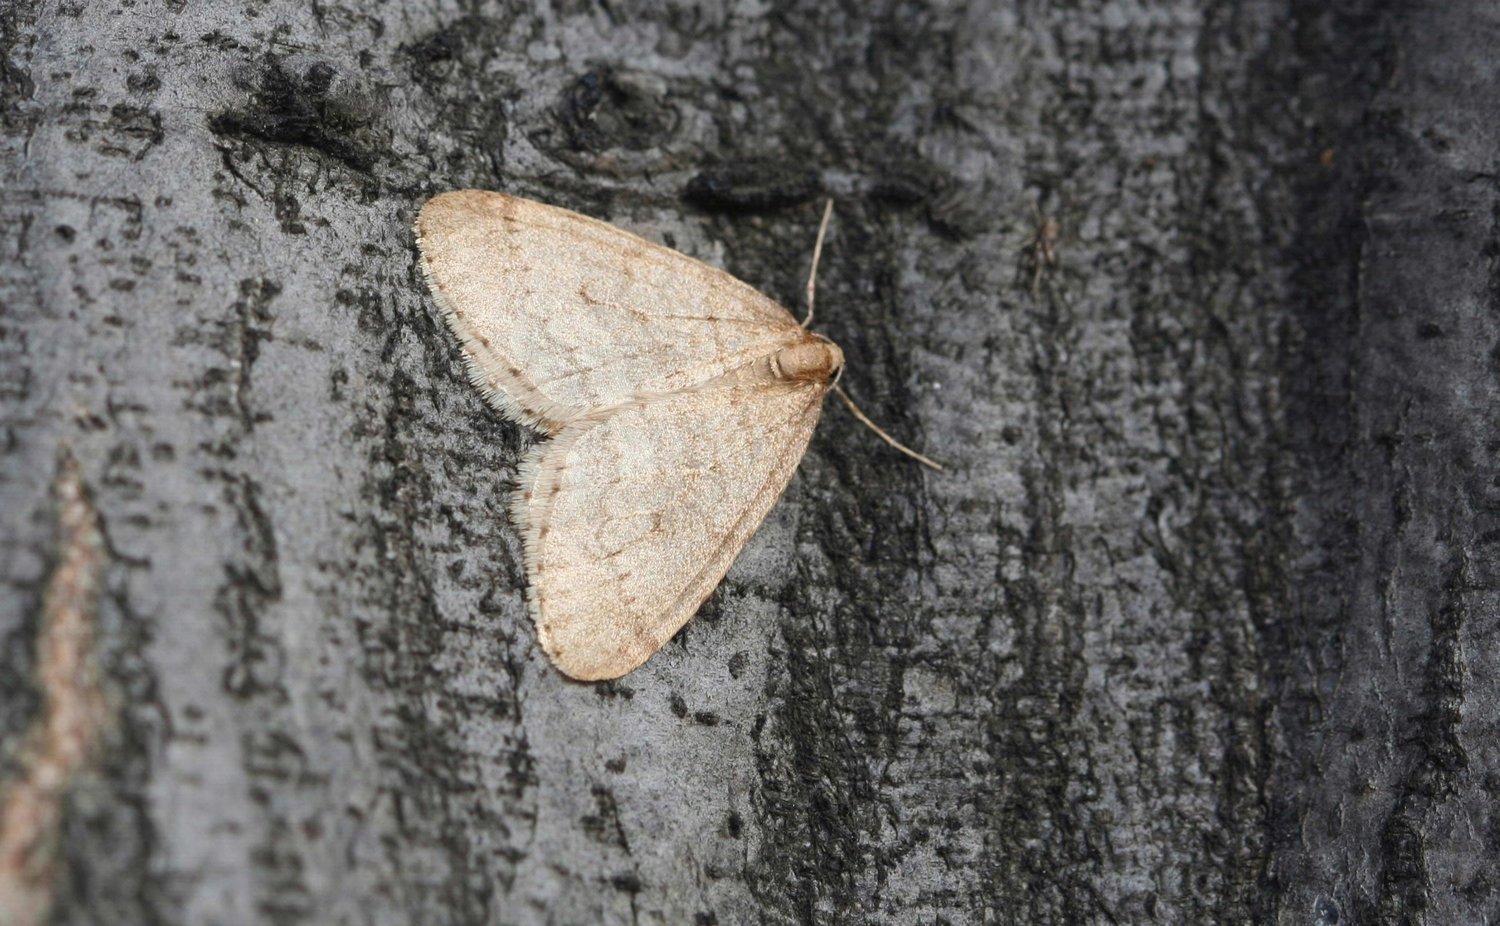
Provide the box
[801,198,835,328]
[833,384,944,471]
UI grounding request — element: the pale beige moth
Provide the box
[414,190,936,680]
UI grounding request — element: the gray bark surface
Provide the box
[0,1,1495,924]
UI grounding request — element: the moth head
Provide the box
[773,336,844,384]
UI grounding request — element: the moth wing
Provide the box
[415,190,806,431]
[517,380,828,680]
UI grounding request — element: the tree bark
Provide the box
[0,1,1494,924]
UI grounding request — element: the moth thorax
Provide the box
[772,338,844,383]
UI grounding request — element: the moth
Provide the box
[415,190,936,680]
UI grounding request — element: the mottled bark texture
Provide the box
[0,0,1496,924]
